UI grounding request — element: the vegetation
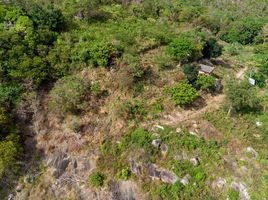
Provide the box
[168,35,201,61]
[225,79,260,112]
[0,0,267,199]
[88,172,105,187]
[165,82,199,106]
[49,75,90,114]
[196,75,216,91]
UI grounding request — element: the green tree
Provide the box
[0,133,21,178]
[202,37,223,58]
[168,36,201,61]
[196,75,216,91]
[89,41,116,67]
[165,82,199,106]
[0,83,22,108]
[222,18,264,45]
[29,4,65,31]
[225,79,260,112]
[15,16,33,33]
[182,64,199,83]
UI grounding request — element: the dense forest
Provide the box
[0,0,268,199]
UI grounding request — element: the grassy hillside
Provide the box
[0,0,267,199]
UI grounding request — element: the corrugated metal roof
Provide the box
[199,64,215,73]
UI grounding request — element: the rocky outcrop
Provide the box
[231,182,251,200]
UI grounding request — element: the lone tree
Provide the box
[225,79,260,112]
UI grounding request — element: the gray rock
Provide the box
[130,160,142,176]
[160,144,168,156]
[190,156,200,166]
[231,182,251,200]
[148,164,161,180]
[180,174,191,185]
[212,177,227,189]
[160,170,178,184]
[74,11,84,20]
[256,121,262,127]
[155,125,164,130]
[152,139,162,148]
[246,147,257,158]
[48,153,71,178]
[176,127,182,133]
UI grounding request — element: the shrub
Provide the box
[0,133,21,178]
[0,107,8,126]
[228,189,239,200]
[226,43,242,56]
[49,75,90,114]
[29,4,65,31]
[202,37,223,58]
[182,64,199,83]
[117,168,131,180]
[130,128,152,148]
[118,100,147,120]
[252,72,266,88]
[165,82,199,106]
[222,18,264,45]
[225,79,260,112]
[259,61,268,77]
[89,41,116,67]
[0,83,22,108]
[196,75,216,91]
[88,172,105,187]
[168,36,201,61]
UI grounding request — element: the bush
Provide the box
[165,82,199,106]
[196,75,216,91]
[118,100,147,120]
[88,172,105,187]
[252,72,266,88]
[89,41,116,67]
[29,4,65,31]
[202,37,223,58]
[222,18,264,45]
[49,75,90,114]
[226,43,242,56]
[0,83,22,108]
[228,189,239,200]
[168,36,201,61]
[0,133,21,178]
[182,64,199,83]
[0,107,8,126]
[130,128,152,148]
[117,168,131,180]
[225,79,260,112]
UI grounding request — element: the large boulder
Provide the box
[47,153,71,178]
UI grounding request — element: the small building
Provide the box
[199,64,215,75]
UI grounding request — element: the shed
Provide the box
[199,64,215,75]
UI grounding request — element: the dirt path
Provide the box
[236,67,247,79]
[159,67,247,126]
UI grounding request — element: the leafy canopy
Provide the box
[196,75,216,91]
[168,36,201,61]
[165,82,199,106]
[225,79,260,112]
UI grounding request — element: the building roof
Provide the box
[199,64,215,74]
